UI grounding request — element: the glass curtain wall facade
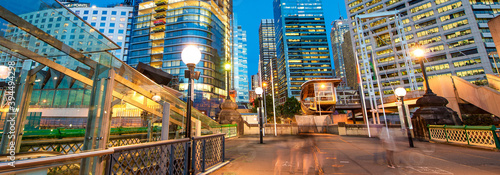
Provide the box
[232,16,249,103]
[345,0,495,96]
[331,18,350,86]
[273,0,334,102]
[128,0,232,119]
[259,19,278,96]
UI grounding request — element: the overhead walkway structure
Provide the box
[0,0,224,173]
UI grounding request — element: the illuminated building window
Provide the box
[442,19,468,31]
[440,11,466,22]
[416,27,439,37]
[411,2,432,13]
[453,58,481,68]
[437,2,462,13]
[412,11,434,22]
[418,36,441,45]
[448,38,474,48]
[456,69,485,77]
[435,0,451,5]
[425,45,444,53]
[445,29,471,39]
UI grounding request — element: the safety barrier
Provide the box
[428,125,500,149]
[0,134,226,174]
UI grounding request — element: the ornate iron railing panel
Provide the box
[428,125,500,149]
[192,134,225,174]
[107,138,189,175]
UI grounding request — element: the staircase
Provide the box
[429,74,500,117]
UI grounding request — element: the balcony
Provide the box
[151,27,165,33]
[154,13,166,19]
[154,19,166,26]
[154,6,166,12]
[155,0,167,6]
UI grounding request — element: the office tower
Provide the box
[342,31,358,88]
[259,19,277,95]
[232,16,249,103]
[345,0,495,96]
[331,18,350,85]
[273,0,334,102]
[0,3,133,69]
[128,0,232,118]
[72,5,133,61]
[251,74,260,90]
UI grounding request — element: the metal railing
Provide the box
[0,134,226,174]
[428,125,500,149]
[192,134,225,174]
[210,124,238,138]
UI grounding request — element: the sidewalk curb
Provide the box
[198,160,231,175]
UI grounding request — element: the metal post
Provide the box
[270,60,277,136]
[161,102,170,140]
[400,96,414,147]
[186,72,193,174]
[258,97,264,144]
[80,67,115,174]
[419,59,433,95]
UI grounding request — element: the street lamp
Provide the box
[0,65,10,79]
[413,47,434,95]
[395,87,414,148]
[255,87,264,144]
[181,45,201,174]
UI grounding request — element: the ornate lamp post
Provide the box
[395,87,414,147]
[255,87,264,144]
[181,45,201,174]
[412,46,460,140]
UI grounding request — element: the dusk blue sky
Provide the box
[88,0,348,81]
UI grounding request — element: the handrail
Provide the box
[0,149,114,172]
[192,133,225,140]
[113,138,190,152]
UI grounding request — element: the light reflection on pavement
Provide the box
[213,133,500,175]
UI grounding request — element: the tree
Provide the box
[278,96,301,118]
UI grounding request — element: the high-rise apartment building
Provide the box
[273,0,334,102]
[345,0,496,96]
[128,0,232,118]
[331,18,350,85]
[232,16,249,103]
[259,19,277,95]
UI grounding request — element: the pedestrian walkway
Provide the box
[213,134,500,175]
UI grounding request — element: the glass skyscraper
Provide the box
[331,18,350,86]
[259,19,278,96]
[232,16,249,103]
[273,0,334,102]
[128,0,232,118]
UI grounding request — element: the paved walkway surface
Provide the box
[212,134,500,175]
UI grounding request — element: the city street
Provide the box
[213,134,500,175]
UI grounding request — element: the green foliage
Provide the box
[278,96,301,118]
[462,114,494,126]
